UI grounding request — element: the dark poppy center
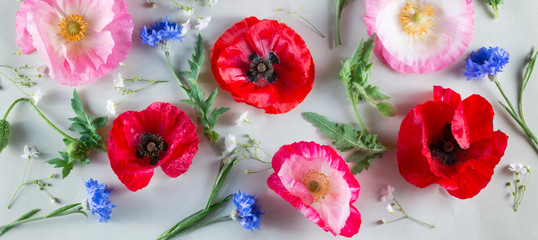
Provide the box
[246,51,280,83]
[307,180,320,193]
[429,124,462,166]
[136,133,168,165]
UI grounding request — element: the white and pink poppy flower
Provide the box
[16,0,134,86]
[365,0,474,73]
[267,141,361,237]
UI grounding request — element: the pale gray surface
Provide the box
[0,0,537,239]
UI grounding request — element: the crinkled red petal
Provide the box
[397,101,453,187]
[211,17,314,114]
[433,86,461,110]
[451,94,494,149]
[108,102,198,191]
[438,131,508,199]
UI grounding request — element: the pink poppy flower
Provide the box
[16,0,134,86]
[365,0,474,73]
[267,142,361,237]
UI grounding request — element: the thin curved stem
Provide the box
[3,98,79,143]
[164,50,191,90]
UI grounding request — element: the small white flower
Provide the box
[183,8,193,17]
[508,162,528,175]
[235,111,249,126]
[50,197,57,204]
[106,100,117,115]
[380,185,395,202]
[208,0,218,4]
[195,16,211,30]
[113,73,125,89]
[181,18,191,36]
[35,65,49,77]
[224,134,237,152]
[385,204,394,214]
[21,145,39,159]
[31,89,43,105]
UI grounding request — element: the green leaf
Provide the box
[363,85,390,101]
[0,208,41,236]
[46,157,74,178]
[303,112,385,153]
[0,120,10,154]
[46,203,81,217]
[348,152,383,174]
[68,122,88,134]
[178,34,230,144]
[91,117,107,130]
[70,90,85,118]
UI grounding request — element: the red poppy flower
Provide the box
[267,142,361,237]
[108,102,199,191]
[397,86,508,199]
[210,16,315,114]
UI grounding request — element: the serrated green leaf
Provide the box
[303,112,385,153]
[180,99,198,108]
[348,152,383,174]
[70,90,85,118]
[61,163,73,178]
[68,122,88,134]
[0,120,10,154]
[46,158,68,168]
[363,85,390,101]
[80,156,90,164]
[91,117,107,130]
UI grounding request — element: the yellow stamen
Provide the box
[303,169,331,203]
[400,0,435,37]
[59,14,87,42]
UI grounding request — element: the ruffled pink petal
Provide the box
[339,205,361,238]
[15,0,133,86]
[269,142,360,237]
[365,0,474,73]
[451,95,494,149]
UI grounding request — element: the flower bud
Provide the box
[376,102,396,117]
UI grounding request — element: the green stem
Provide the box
[495,80,518,118]
[171,215,232,237]
[515,170,531,212]
[382,216,406,224]
[157,194,232,240]
[519,47,537,125]
[335,0,342,46]
[492,3,499,18]
[164,50,191,90]
[3,98,79,144]
[495,81,538,153]
[351,99,369,135]
[204,157,236,211]
[392,197,435,228]
[292,12,325,38]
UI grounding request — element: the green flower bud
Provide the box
[376,102,396,117]
[0,120,10,154]
[66,141,81,158]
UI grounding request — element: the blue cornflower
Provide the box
[232,191,264,231]
[464,47,510,81]
[140,17,184,47]
[84,178,116,223]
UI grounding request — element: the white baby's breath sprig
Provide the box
[106,100,117,115]
[378,185,435,228]
[508,162,532,212]
[195,16,211,30]
[236,111,249,126]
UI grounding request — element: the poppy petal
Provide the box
[451,94,494,149]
